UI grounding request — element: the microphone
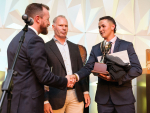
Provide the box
[22,14,34,25]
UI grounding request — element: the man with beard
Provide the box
[1,3,75,113]
[44,15,90,113]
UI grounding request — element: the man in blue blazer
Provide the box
[74,16,142,113]
[2,3,74,113]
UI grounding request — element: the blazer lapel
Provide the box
[49,39,66,70]
[99,43,103,56]
[67,41,76,73]
[96,43,103,62]
[113,37,121,53]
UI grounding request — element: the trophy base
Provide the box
[92,70,109,74]
[91,62,109,75]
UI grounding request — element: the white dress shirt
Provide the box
[53,37,73,75]
[109,36,117,53]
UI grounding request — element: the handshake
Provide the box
[65,74,78,88]
[44,74,79,92]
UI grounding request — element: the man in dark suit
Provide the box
[73,16,142,113]
[1,3,75,113]
[44,15,90,113]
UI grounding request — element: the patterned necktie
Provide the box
[108,42,112,54]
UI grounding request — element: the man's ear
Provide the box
[34,15,41,24]
[52,24,55,30]
[111,24,115,31]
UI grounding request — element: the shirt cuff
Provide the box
[44,100,49,104]
[83,91,89,94]
[74,73,79,81]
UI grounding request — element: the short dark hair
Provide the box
[99,16,117,33]
[25,3,49,18]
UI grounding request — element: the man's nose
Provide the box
[99,28,102,32]
[63,26,66,30]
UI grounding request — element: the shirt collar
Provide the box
[28,26,38,35]
[53,36,68,45]
[110,36,117,44]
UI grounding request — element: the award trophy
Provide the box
[91,40,112,75]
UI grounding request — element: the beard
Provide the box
[40,22,48,35]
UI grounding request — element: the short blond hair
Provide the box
[53,15,67,24]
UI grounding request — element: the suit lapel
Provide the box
[99,43,103,56]
[67,41,76,73]
[113,37,121,53]
[96,43,103,62]
[49,39,66,70]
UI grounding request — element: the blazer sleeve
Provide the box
[77,46,97,80]
[78,78,89,92]
[27,36,67,89]
[118,42,142,85]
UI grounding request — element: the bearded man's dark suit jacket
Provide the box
[2,28,67,113]
[76,37,142,106]
[44,39,89,110]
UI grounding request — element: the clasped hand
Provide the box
[66,75,77,88]
[97,73,116,82]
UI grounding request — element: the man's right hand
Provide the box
[44,103,53,113]
[66,75,77,88]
